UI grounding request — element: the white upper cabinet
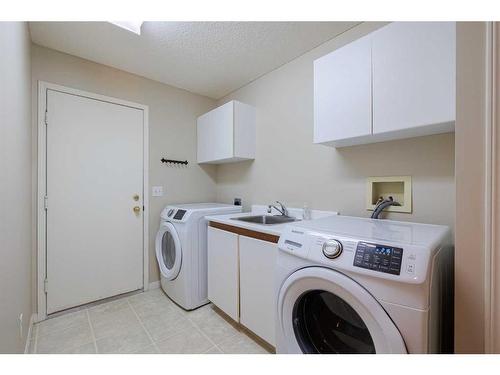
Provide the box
[314,35,372,144]
[197,100,256,164]
[313,22,456,148]
[372,22,456,136]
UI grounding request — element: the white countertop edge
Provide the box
[205,206,338,236]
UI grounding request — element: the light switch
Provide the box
[152,186,163,197]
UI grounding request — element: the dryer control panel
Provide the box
[173,209,186,220]
[277,224,436,285]
[353,242,403,275]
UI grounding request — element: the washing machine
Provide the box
[276,215,453,354]
[155,203,242,310]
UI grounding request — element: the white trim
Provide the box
[492,22,499,353]
[149,280,161,290]
[23,313,36,354]
[36,81,150,321]
[142,96,150,293]
[36,82,47,321]
[484,22,495,353]
[485,22,499,354]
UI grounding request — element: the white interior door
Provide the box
[46,89,144,314]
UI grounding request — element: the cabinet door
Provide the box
[372,22,456,134]
[233,101,256,160]
[239,236,278,346]
[197,102,234,163]
[314,35,372,144]
[207,227,239,321]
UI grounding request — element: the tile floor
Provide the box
[28,288,272,354]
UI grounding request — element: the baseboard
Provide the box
[148,280,160,290]
[24,313,36,354]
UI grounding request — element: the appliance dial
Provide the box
[167,209,174,217]
[322,239,343,259]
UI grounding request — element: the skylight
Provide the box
[109,21,143,35]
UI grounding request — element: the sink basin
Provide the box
[232,215,298,225]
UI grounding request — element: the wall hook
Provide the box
[161,158,188,166]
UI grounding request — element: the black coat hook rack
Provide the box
[161,158,189,166]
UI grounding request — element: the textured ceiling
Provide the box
[29,22,359,99]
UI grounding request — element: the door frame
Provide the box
[36,81,150,321]
[486,22,499,353]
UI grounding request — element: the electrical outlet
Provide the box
[152,186,164,197]
[18,313,23,339]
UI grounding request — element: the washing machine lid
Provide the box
[277,267,407,354]
[155,222,182,281]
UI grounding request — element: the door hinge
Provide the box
[44,278,48,293]
[44,111,48,126]
[44,196,48,210]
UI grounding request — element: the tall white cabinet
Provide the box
[197,100,256,164]
[314,22,456,147]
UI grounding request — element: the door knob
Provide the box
[133,206,141,213]
[133,194,140,201]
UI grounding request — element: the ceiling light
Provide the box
[109,21,143,35]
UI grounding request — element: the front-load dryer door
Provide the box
[155,222,182,281]
[277,267,407,354]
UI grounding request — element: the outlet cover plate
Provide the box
[152,186,163,197]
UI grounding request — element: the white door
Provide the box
[155,222,182,280]
[313,34,372,144]
[46,89,144,314]
[277,267,407,354]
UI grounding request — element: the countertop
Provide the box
[205,211,291,236]
[205,205,338,237]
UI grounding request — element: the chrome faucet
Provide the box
[371,196,401,219]
[267,201,289,217]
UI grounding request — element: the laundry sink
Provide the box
[233,215,298,225]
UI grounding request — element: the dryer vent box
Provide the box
[366,176,412,214]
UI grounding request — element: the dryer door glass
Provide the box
[293,290,375,354]
[155,222,182,281]
[161,231,176,269]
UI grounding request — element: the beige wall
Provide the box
[215,22,455,230]
[31,45,217,286]
[455,22,489,354]
[0,22,33,353]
